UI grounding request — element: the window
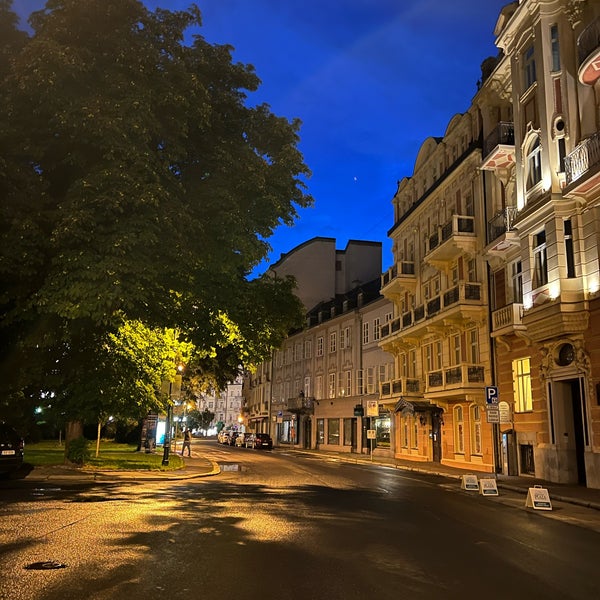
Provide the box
[317,419,325,445]
[328,372,336,398]
[356,370,363,395]
[524,44,536,88]
[366,367,375,394]
[343,418,354,446]
[471,405,482,455]
[467,259,477,282]
[329,331,337,353]
[412,418,418,450]
[373,318,381,341]
[400,352,408,377]
[454,406,465,454]
[526,136,542,189]
[564,219,575,278]
[513,358,532,412]
[450,334,461,366]
[294,343,302,362]
[550,24,560,72]
[327,418,340,445]
[340,370,351,396]
[304,339,312,359]
[340,326,351,349]
[304,376,311,398]
[362,321,369,344]
[468,329,479,364]
[402,420,409,448]
[316,336,324,357]
[315,375,323,400]
[409,350,417,378]
[533,230,548,288]
[512,261,523,303]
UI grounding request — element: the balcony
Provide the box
[380,377,421,399]
[381,261,417,299]
[481,122,515,171]
[491,303,525,337]
[284,395,315,414]
[578,17,600,85]
[425,215,477,269]
[427,364,485,393]
[564,131,600,197]
[379,282,485,347]
[485,206,520,258]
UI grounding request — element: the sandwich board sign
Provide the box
[525,485,552,510]
[461,474,479,491]
[479,478,499,496]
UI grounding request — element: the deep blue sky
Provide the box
[16,0,510,275]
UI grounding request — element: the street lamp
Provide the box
[162,364,184,466]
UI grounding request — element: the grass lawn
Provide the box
[25,440,184,471]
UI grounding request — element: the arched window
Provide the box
[471,405,482,455]
[526,136,542,189]
[454,405,465,454]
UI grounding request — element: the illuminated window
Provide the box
[329,331,337,353]
[328,373,336,399]
[454,405,464,454]
[327,418,340,445]
[362,321,369,344]
[471,405,482,455]
[513,358,532,412]
[316,336,323,357]
[526,136,542,189]
[533,230,548,288]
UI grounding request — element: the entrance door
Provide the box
[553,378,588,486]
[431,411,442,463]
[570,380,587,486]
[303,418,312,449]
[351,418,357,452]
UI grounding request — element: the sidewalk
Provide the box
[285,447,600,511]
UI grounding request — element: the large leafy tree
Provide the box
[0,0,310,432]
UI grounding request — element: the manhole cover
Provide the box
[24,561,68,570]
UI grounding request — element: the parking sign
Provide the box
[485,386,499,405]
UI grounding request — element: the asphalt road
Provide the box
[1,440,599,600]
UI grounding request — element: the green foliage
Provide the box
[187,408,215,433]
[0,0,311,431]
[66,436,90,465]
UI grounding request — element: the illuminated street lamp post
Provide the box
[162,365,183,466]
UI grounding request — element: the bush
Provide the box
[66,436,90,465]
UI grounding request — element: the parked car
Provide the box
[217,430,230,444]
[250,433,273,450]
[0,422,24,475]
[235,432,248,447]
[228,431,242,446]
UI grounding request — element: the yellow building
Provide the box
[380,108,496,473]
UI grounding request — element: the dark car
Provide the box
[0,423,24,475]
[251,433,273,450]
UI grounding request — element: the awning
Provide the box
[394,398,442,415]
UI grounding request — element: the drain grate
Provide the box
[24,561,68,571]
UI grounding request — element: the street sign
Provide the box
[366,429,376,439]
[461,474,479,491]
[485,386,499,405]
[486,407,500,423]
[366,400,379,417]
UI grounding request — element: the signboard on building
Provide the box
[486,406,500,423]
[499,401,511,424]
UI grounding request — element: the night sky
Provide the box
[15,0,511,275]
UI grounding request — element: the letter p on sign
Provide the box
[485,386,499,405]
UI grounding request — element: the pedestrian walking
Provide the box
[181,428,192,457]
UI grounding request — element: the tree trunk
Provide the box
[64,420,84,463]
